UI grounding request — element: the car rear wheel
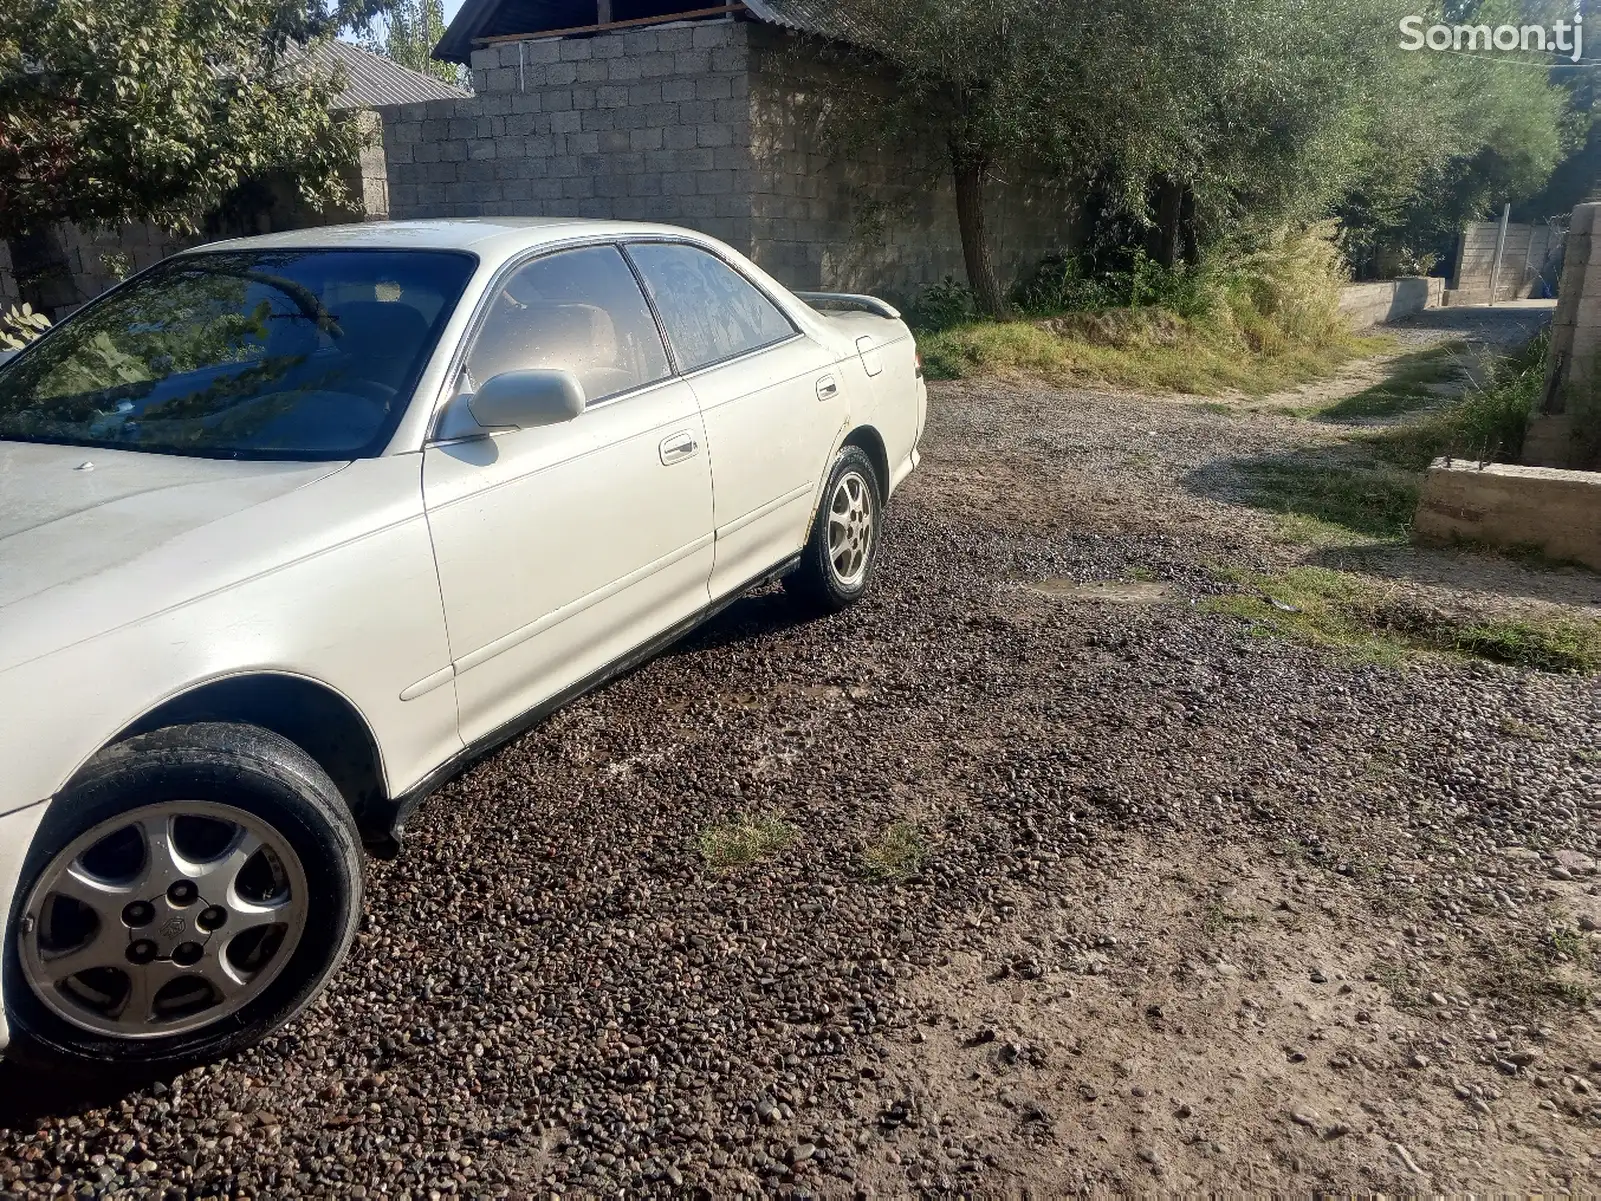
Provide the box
[4,722,363,1076]
[787,444,884,614]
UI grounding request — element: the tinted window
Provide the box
[467,246,670,403]
[0,250,473,460]
[625,243,794,372]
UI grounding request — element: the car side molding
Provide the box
[362,551,804,857]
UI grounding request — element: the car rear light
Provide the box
[914,350,924,379]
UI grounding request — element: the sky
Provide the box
[442,0,467,20]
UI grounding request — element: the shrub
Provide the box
[905,275,977,332]
[1011,247,1216,319]
[1380,329,1550,466]
[1212,224,1350,355]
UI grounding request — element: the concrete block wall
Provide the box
[1415,459,1601,569]
[381,20,1079,301]
[1526,202,1600,469]
[1448,220,1557,305]
[745,26,1077,301]
[1337,276,1444,328]
[0,222,190,316]
[381,20,757,252]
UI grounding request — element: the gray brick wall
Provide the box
[2,116,389,316]
[381,20,1077,301]
[746,25,1077,301]
[0,223,192,315]
[382,20,755,253]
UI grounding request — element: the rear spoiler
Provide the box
[794,292,902,321]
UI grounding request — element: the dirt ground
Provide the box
[1,303,1597,1198]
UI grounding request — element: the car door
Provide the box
[625,242,846,602]
[422,243,714,746]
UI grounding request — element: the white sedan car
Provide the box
[0,218,923,1074]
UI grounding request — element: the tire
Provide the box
[4,722,363,1077]
[787,444,884,615]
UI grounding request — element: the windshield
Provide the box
[0,249,475,460]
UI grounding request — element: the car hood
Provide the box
[0,441,347,611]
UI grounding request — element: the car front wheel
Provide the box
[5,722,363,1076]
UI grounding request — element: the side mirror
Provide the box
[467,369,586,430]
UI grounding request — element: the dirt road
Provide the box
[2,307,1597,1197]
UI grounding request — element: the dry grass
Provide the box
[919,317,1385,397]
[699,814,797,870]
[861,821,928,882]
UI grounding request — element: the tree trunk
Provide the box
[951,152,1010,320]
[1178,185,1200,267]
[1150,176,1183,269]
[6,227,85,319]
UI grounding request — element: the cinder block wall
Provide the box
[0,223,190,315]
[746,25,1078,300]
[381,20,1079,302]
[1526,202,1600,469]
[1448,220,1556,305]
[381,20,757,252]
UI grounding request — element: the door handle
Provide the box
[815,374,839,400]
[659,430,699,465]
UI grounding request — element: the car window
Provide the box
[625,243,795,372]
[0,249,474,460]
[466,245,671,404]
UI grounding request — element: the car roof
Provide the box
[186,218,718,264]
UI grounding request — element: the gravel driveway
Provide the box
[3,311,1598,1197]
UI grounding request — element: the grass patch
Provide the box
[1466,931,1597,1014]
[699,814,797,870]
[861,821,928,882]
[1205,566,1601,673]
[1221,333,1567,547]
[1314,343,1465,421]
[1362,330,1550,467]
[919,316,1381,396]
[915,226,1388,397]
[1236,451,1422,542]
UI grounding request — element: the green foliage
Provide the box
[0,303,51,350]
[0,0,370,240]
[1010,249,1215,319]
[1438,330,1549,464]
[1355,331,1550,467]
[359,0,468,89]
[905,276,978,333]
[1339,0,1588,271]
[917,225,1368,394]
[831,0,1579,292]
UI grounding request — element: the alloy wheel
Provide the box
[826,469,875,588]
[18,801,308,1039]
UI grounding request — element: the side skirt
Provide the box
[362,553,803,857]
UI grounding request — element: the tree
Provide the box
[821,0,1577,314]
[360,0,468,90]
[0,0,371,313]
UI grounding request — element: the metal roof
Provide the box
[740,0,876,48]
[433,0,872,65]
[313,40,470,109]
